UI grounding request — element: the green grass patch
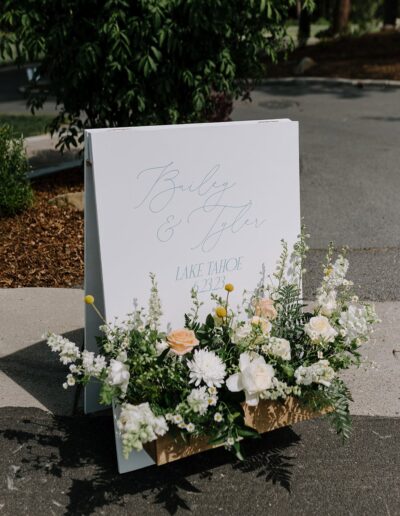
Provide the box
[0,114,53,138]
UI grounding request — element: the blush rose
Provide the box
[254,298,277,320]
[167,329,199,356]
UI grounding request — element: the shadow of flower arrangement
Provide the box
[0,407,300,514]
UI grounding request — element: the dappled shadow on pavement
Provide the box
[0,407,299,515]
[1,408,400,515]
[0,329,83,415]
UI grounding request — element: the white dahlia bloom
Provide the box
[187,349,226,388]
[226,352,275,406]
[304,315,337,343]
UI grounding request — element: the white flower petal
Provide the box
[226,373,243,392]
[239,352,251,371]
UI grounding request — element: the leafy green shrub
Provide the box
[0,0,313,150]
[0,125,33,216]
[350,0,381,34]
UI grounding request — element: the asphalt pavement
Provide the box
[1,407,399,516]
[1,77,400,515]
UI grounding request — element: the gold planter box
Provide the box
[144,397,330,466]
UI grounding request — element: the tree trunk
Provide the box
[331,0,351,35]
[298,7,311,47]
[296,0,302,19]
[383,0,398,27]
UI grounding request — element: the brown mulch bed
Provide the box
[267,30,400,80]
[0,168,84,288]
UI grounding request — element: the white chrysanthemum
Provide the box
[187,349,226,387]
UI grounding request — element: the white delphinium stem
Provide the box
[147,273,163,330]
[294,360,335,388]
[117,402,168,458]
[45,333,81,365]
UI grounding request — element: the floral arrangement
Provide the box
[45,233,379,460]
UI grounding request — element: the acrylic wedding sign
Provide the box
[84,119,300,473]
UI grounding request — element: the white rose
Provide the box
[304,315,337,343]
[226,352,275,406]
[317,290,337,316]
[108,359,130,393]
[233,322,252,342]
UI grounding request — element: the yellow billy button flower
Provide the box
[224,283,234,292]
[84,294,107,324]
[215,306,227,318]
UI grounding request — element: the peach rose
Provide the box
[254,298,277,320]
[167,329,199,356]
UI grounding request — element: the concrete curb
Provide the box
[25,134,54,144]
[258,76,400,88]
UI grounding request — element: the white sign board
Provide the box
[84,119,300,472]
